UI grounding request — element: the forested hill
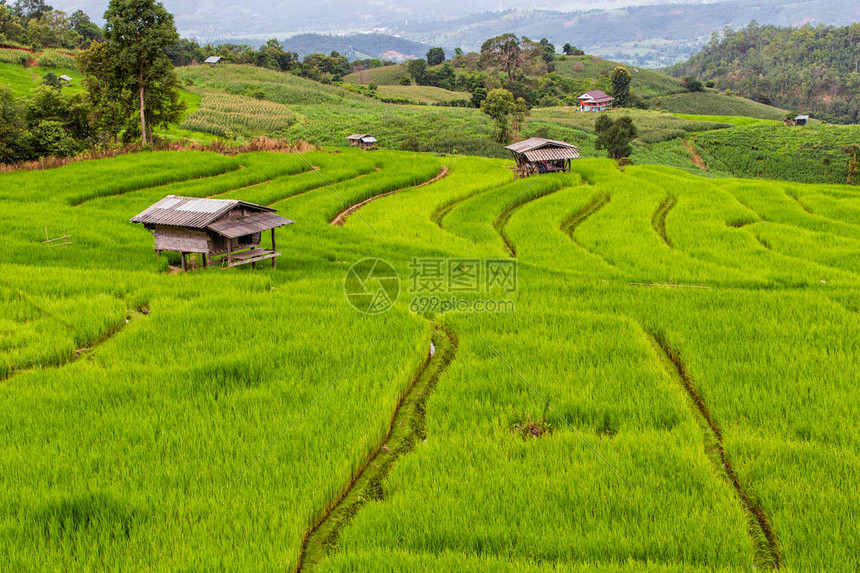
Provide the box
[666,23,860,123]
[279,34,432,61]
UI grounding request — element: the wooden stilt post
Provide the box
[227,242,232,267]
[271,228,276,269]
[181,252,186,272]
[202,253,208,268]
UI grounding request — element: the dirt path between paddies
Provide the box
[0,298,149,381]
[296,324,458,571]
[652,194,677,248]
[495,185,564,257]
[561,191,609,237]
[647,331,783,570]
[683,138,707,170]
[330,165,449,226]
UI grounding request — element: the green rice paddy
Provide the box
[1,147,858,571]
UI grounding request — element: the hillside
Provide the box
[343,64,408,85]
[695,123,860,184]
[656,92,787,120]
[553,55,685,97]
[374,85,470,105]
[177,64,507,156]
[0,48,81,98]
[667,23,860,123]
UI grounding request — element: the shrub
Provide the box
[399,135,421,152]
[29,120,79,158]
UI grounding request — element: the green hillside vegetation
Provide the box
[345,54,689,100]
[176,65,741,159]
[553,55,686,97]
[667,22,860,123]
[0,48,215,154]
[657,92,789,120]
[694,123,860,184]
[0,47,83,98]
[5,53,852,186]
[532,107,732,144]
[671,113,781,127]
[178,64,506,155]
[180,91,297,138]
[344,63,408,86]
[2,149,859,571]
[374,85,468,104]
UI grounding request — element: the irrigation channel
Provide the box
[330,166,449,226]
[297,324,458,571]
[648,331,783,570]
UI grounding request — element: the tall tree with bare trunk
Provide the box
[85,0,183,144]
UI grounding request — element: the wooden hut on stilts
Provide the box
[505,137,580,177]
[130,195,294,271]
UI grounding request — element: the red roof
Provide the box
[579,90,614,104]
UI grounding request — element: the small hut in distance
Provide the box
[130,195,294,271]
[58,74,72,86]
[204,56,222,65]
[794,115,809,126]
[505,137,580,176]
[347,134,377,149]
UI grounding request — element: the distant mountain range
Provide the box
[279,34,433,62]
[55,0,860,67]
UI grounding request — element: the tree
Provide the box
[29,119,77,157]
[470,86,487,108]
[405,58,427,84]
[12,0,52,20]
[398,74,411,86]
[98,0,184,144]
[481,33,523,80]
[0,85,25,162]
[610,66,631,107]
[40,71,61,89]
[538,38,555,64]
[683,76,704,92]
[70,9,102,42]
[562,43,584,56]
[480,88,517,143]
[844,144,860,184]
[78,40,128,139]
[426,47,445,66]
[594,114,637,160]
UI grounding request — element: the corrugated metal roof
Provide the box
[130,195,275,229]
[361,136,377,143]
[579,90,614,103]
[207,212,294,238]
[347,134,369,140]
[505,137,579,154]
[204,56,221,63]
[524,148,580,162]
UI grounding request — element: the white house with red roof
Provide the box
[578,90,614,112]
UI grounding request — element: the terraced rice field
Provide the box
[1,148,858,571]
